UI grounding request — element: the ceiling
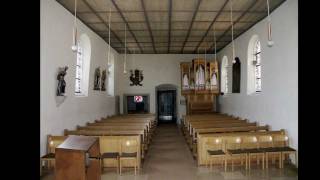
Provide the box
[57,0,286,54]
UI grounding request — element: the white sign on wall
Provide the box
[134,96,143,103]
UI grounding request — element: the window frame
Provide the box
[253,40,262,93]
[75,43,84,95]
[220,56,229,95]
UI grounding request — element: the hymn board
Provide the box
[180,58,219,114]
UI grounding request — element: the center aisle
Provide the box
[142,123,198,180]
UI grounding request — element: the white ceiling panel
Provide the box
[144,0,168,11]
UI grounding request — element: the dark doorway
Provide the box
[127,95,149,114]
[157,90,176,123]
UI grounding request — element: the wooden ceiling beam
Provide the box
[87,20,256,24]
[109,40,229,44]
[180,0,203,53]
[110,0,143,53]
[193,0,229,53]
[77,10,267,14]
[168,0,172,53]
[208,0,260,53]
[81,0,130,53]
[141,0,157,53]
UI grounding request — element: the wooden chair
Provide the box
[40,135,67,175]
[119,139,139,175]
[241,136,265,170]
[225,136,247,171]
[258,135,281,169]
[272,134,297,168]
[205,137,227,171]
[99,136,120,174]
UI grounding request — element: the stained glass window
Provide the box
[75,44,83,94]
[253,40,261,92]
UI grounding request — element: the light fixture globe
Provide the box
[267,40,274,47]
[71,45,78,52]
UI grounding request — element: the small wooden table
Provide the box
[55,135,101,180]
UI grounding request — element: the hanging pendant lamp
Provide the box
[107,8,112,72]
[132,48,135,70]
[267,0,274,47]
[71,0,78,52]
[123,24,127,74]
[230,0,236,64]
[204,45,206,76]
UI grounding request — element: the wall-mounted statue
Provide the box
[101,69,106,91]
[93,67,101,90]
[232,57,241,93]
[56,66,68,96]
[129,69,143,86]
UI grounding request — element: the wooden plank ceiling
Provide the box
[57,0,286,54]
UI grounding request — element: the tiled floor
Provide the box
[41,123,298,180]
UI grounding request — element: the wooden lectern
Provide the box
[55,135,101,180]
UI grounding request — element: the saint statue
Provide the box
[101,70,106,91]
[56,66,68,96]
[183,73,189,90]
[94,67,101,90]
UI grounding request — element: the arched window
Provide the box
[247,35,261,94]
[221,56,229,94]
[253,40,261,92]
[75,44,83,94]
[107,53,114,96]
[75,34,91,96]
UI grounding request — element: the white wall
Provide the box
[40,0,119,156]
[115,54,215,123]
[217,0,298,164]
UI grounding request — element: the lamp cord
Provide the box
[267,0,272,41]
[108,8,111,65]
[230,0,235,62]
[213,25,217,62]
[124,24,127,73]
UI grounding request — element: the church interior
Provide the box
[40,0,298,179]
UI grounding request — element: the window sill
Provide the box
[221,93,231,98]
[75,94,87,97]
[247,92,262,96]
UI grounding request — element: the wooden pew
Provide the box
[183,116,243,135]
[183,119,245,138]
[99,117,156,132]
[190,125,269,157]
[86,122,151,145]
[54,114,156,170]
[186,122,257,145]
